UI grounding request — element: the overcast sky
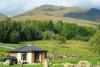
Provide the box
[0,0,100,16]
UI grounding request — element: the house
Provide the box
[9,44,47,64]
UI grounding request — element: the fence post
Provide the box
[21,61,24,67]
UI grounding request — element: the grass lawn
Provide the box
[0,48,11,52]
[0,64,42,67]
[3,40,94,55]
[0,40,100,64]
[53,56,100,64]
[0,63,63,67]
[0,40,93,55]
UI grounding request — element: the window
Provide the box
[21,53,27,60]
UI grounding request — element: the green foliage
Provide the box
[90,30,100,55]
[54,22,95,41]
[46,20,54,31]
[54,21,63,33]
[0,18,95,43]
[98,24,100,29]
[56,35,66,44]
[0,18,12,43]
[42,31,55,40]
[9,31,20,43]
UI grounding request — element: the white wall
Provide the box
[27,52,32,63]
[17,53,21,63]
[17,52,43,64]
[17,53,32,63]
[39,53,41,62]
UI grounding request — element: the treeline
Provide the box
[0,18,95,43]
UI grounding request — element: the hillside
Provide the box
[64,8,100,22]
[17,5,86,17]
[0,13,7,20]
[12,5,99,28]
[0,40,91,55]
[0,1,100,66]
[0,40,100,64]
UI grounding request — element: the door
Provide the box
[34,52,40,63]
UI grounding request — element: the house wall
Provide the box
[32,52,34,63]
[10,53,17,57]
[27,52,32,63]
[10,52,33,63]
[41,52,46,62]
[17,52,33,63]
[10,52,47,63]
[10,53,21,63]
[17,53,21,63]
[39,53,41,62]
[31,52,46,63]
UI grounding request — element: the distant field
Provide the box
[0,40,100,64]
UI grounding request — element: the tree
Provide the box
[54,21,63,34]
[0,19,96,43]
[56,34,66,44]
[0,21,4,42]
[42,31,55,40]
[46,20,54,31]
[89,30,100,55]
[9,31,20,43]
[2,18,12,43]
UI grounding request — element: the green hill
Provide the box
[17,5,86,17]
[64,8,100,22]
[12,5,99,28]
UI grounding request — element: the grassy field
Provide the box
[0,64,43,67]
[0,48,11,52]
[0,63,63,67]
[0,40,91,54]
[0,40,100,64]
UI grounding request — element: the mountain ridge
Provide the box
[64,8,100,22]
[0,13,7,19]
[11,5,99,28]
[16,5,86,17]
[14,5,100,22]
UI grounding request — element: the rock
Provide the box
[71,64,77,67]
[77,60,92,67]
[64,63,77,67]
[3,60,11,65]
[64,63,71,67]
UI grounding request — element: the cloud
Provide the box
[0,0,100,16]
[0,0,36,16]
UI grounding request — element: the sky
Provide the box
[0,0,100,16]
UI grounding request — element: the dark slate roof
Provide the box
[9,45,47,53]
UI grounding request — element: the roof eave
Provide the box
[9,50,48,53]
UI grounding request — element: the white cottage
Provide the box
[9,45,47,64]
